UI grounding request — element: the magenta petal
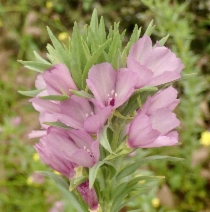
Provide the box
[128,36,153,65]
[150,108,180,135]
[147,86,180,114]
[113,68,138,108]
[127,57,153,88]
[128,114,160,148]
[43,64,77,95]
[28,130,47,138]
[35,74,46,89]
[77,181,98,210]
[39,112,58,129]
[91,140,100,162]
[87,63,117,107]
[70,150,95,167]
[140,133,178,148]
[84,106,112,134]
[67,129,93,149]
[57,96,92,129]
[29,97,60,113]
[149,71,181,86]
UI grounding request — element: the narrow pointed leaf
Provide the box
[144,20,155,36]
[18,89,44,97]
[38,171,87,212]
[33,51,51,64]
[116,155,184,180]
[18,60,51,72]
[43,122,72,129]
[69,89,93,98]
[99,126,114,154]
[40,95,69,101]
[82,39,111,87]
[158,34,170,46]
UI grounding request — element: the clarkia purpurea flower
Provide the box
[127,86,180,148]
[127,36,184,87]
[86,62,138,109]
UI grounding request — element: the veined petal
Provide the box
[70,150,95,167]
[58,96,92,127]
[149,71,181,86]
[147,86,180,114]
[128,114,160,148]
[91,140,100,163]
[67,129,94,149]
[28,130,47,139]
[114,68,138,109]
[127,57,153,88]
[128,36,153,65]
[150,108,180,135]
[87,63,117,107]
[84,106,112,134]
[43,64,77,95]
[29,97,60,113]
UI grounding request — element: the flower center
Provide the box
[107,90,117,106]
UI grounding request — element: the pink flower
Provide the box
[86,63,138,109]
[127,36,184,87]
[56,95,112,134]
[127,87,180,148]
[35,127,100,169]
[77,181,98,211]
[127,109,180,148]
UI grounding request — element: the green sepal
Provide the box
[43,122,71,129]
[40,95,69,101]
[69,89,93,98]
[158,34,170,46]
[33,51,51,64]
[18,89,44,97]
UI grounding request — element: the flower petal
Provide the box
[114,68,138,108]
[43,64,77,95]
[128,36,153,65]
[150,108,180,135]
[86,63,117,107]
[128,114,160,148]
[28,130,47,139]
[84,106,112,134]
[127,56,153,88]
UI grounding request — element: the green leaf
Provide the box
[38,171,87,212]
[18,89,44,97]
[43,122,71,129]
[90,9,98,34]
[89,161,105,188]
[134,86,158,93]
[99,16,106,44]
[82,39,111,87]
[158,34,170,46]
[69,89,93,98]
[116,155,184,180]
[40,95,69,101]
[144,20,155,36]
[99,126,114,154]
[69,176,88,191]
[33,51,51,64]
[89,160,116,188]
[18,60,51,72]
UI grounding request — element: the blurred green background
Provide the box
[0,0,210,211]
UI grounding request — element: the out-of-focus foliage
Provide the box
[0,0,209,211]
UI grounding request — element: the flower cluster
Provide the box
[28,35,183,211]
